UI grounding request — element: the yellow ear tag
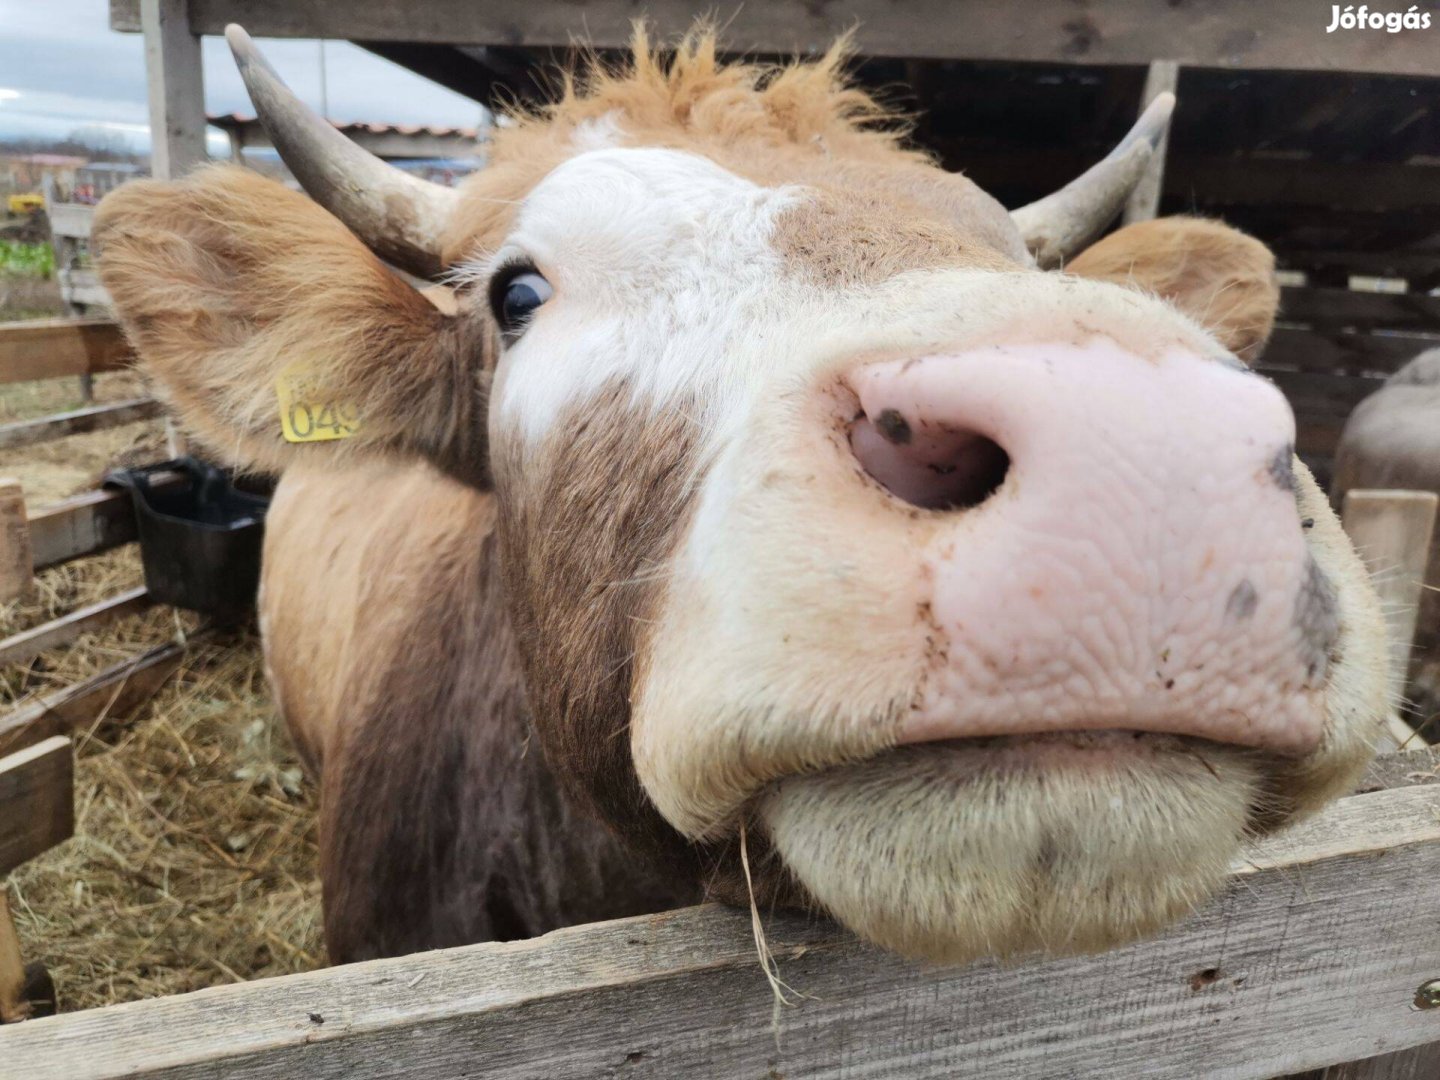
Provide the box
[276,366,361,443]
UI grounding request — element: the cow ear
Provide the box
[1065,217,1279,365]
[94,165,491,486]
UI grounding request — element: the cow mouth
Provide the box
[764,726,1266,809]
[753,729,1270,964]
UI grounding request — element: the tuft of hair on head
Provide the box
[511,20,911,146]
[443,21,924,264]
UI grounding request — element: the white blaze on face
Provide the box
[486,147,807,445]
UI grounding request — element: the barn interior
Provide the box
[0,0,1435,1033]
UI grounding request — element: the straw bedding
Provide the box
[2,372,323,1013]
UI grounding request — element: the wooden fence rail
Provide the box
[26,472,180,572]
[0,399,161,452]
[3,775,1439,1079]
[0,587,153,671]
[0,319,132,385]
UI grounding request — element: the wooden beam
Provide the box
[1357,745,1440,794]
[1122,60,1178,225]
[1260,326,1438,377]
[1285,1040,1440,1080]
[0,399,161,452]
[0,588,153,671]
[1342,490,1440,706]
[1280,288,1440,334]
[0,319,133,385]
[0,481,34,605]
[0,638,200,759]
[27,472,181,572]
[109,0,1440,76]
[358,41,550,109]
[141,0,207,179]
[0,736,73,878]
[964,150,1440,217]
[1276,252,1440,290]
[7,780,1440,1078]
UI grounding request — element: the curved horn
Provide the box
[225,24,458,279]
[1010,92,1175,270]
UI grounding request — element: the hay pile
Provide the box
[2,371,324,1013]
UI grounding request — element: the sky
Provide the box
[0,0,486,153]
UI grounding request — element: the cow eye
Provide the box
[489,265,553,339]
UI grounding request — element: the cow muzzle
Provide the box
[845,338,1334,756]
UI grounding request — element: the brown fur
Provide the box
[774,189,1020,286]
[264,461,693,961]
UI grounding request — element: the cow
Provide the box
[93,24,1389,967]
[1333,349,1440,727]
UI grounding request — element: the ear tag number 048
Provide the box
[276,367,361,443]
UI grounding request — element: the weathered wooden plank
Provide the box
[1285,1040,1440,1080]
[1261,326,1440,377]
[963,144,1440,217]
[1122,60,1177,226]
[109,0,1440,75]
[0,399,161,452]
[0,319,132,385]
[142,0,207,179]
[0,736,73,878]
[1278,252,1440,290]
[27,489,139,570]
[1342,490,1440,708]
[5,782,1440,1079]
[1281,289,1440,334]
[1172,156,1440,215]
[1357,745,1440,794]
[0,480,34,605]
[0,638,197,759]
[26,472,179,571]
[0,588,153,671]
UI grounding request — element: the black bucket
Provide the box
[104,457,270,623]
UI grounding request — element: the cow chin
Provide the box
[757,731,1357,964]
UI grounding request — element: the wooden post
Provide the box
[0,736,75,879]
[40,175,92,400]
[139,0,201,457]
[141,0,207,180]
[0,480,35,605]
[1122,60,1179,225]
[1342,489,1440,711]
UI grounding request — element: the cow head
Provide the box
[96,26,1387,964]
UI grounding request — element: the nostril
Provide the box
[849,407,1011,511]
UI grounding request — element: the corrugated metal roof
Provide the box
[207,113,480,140]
